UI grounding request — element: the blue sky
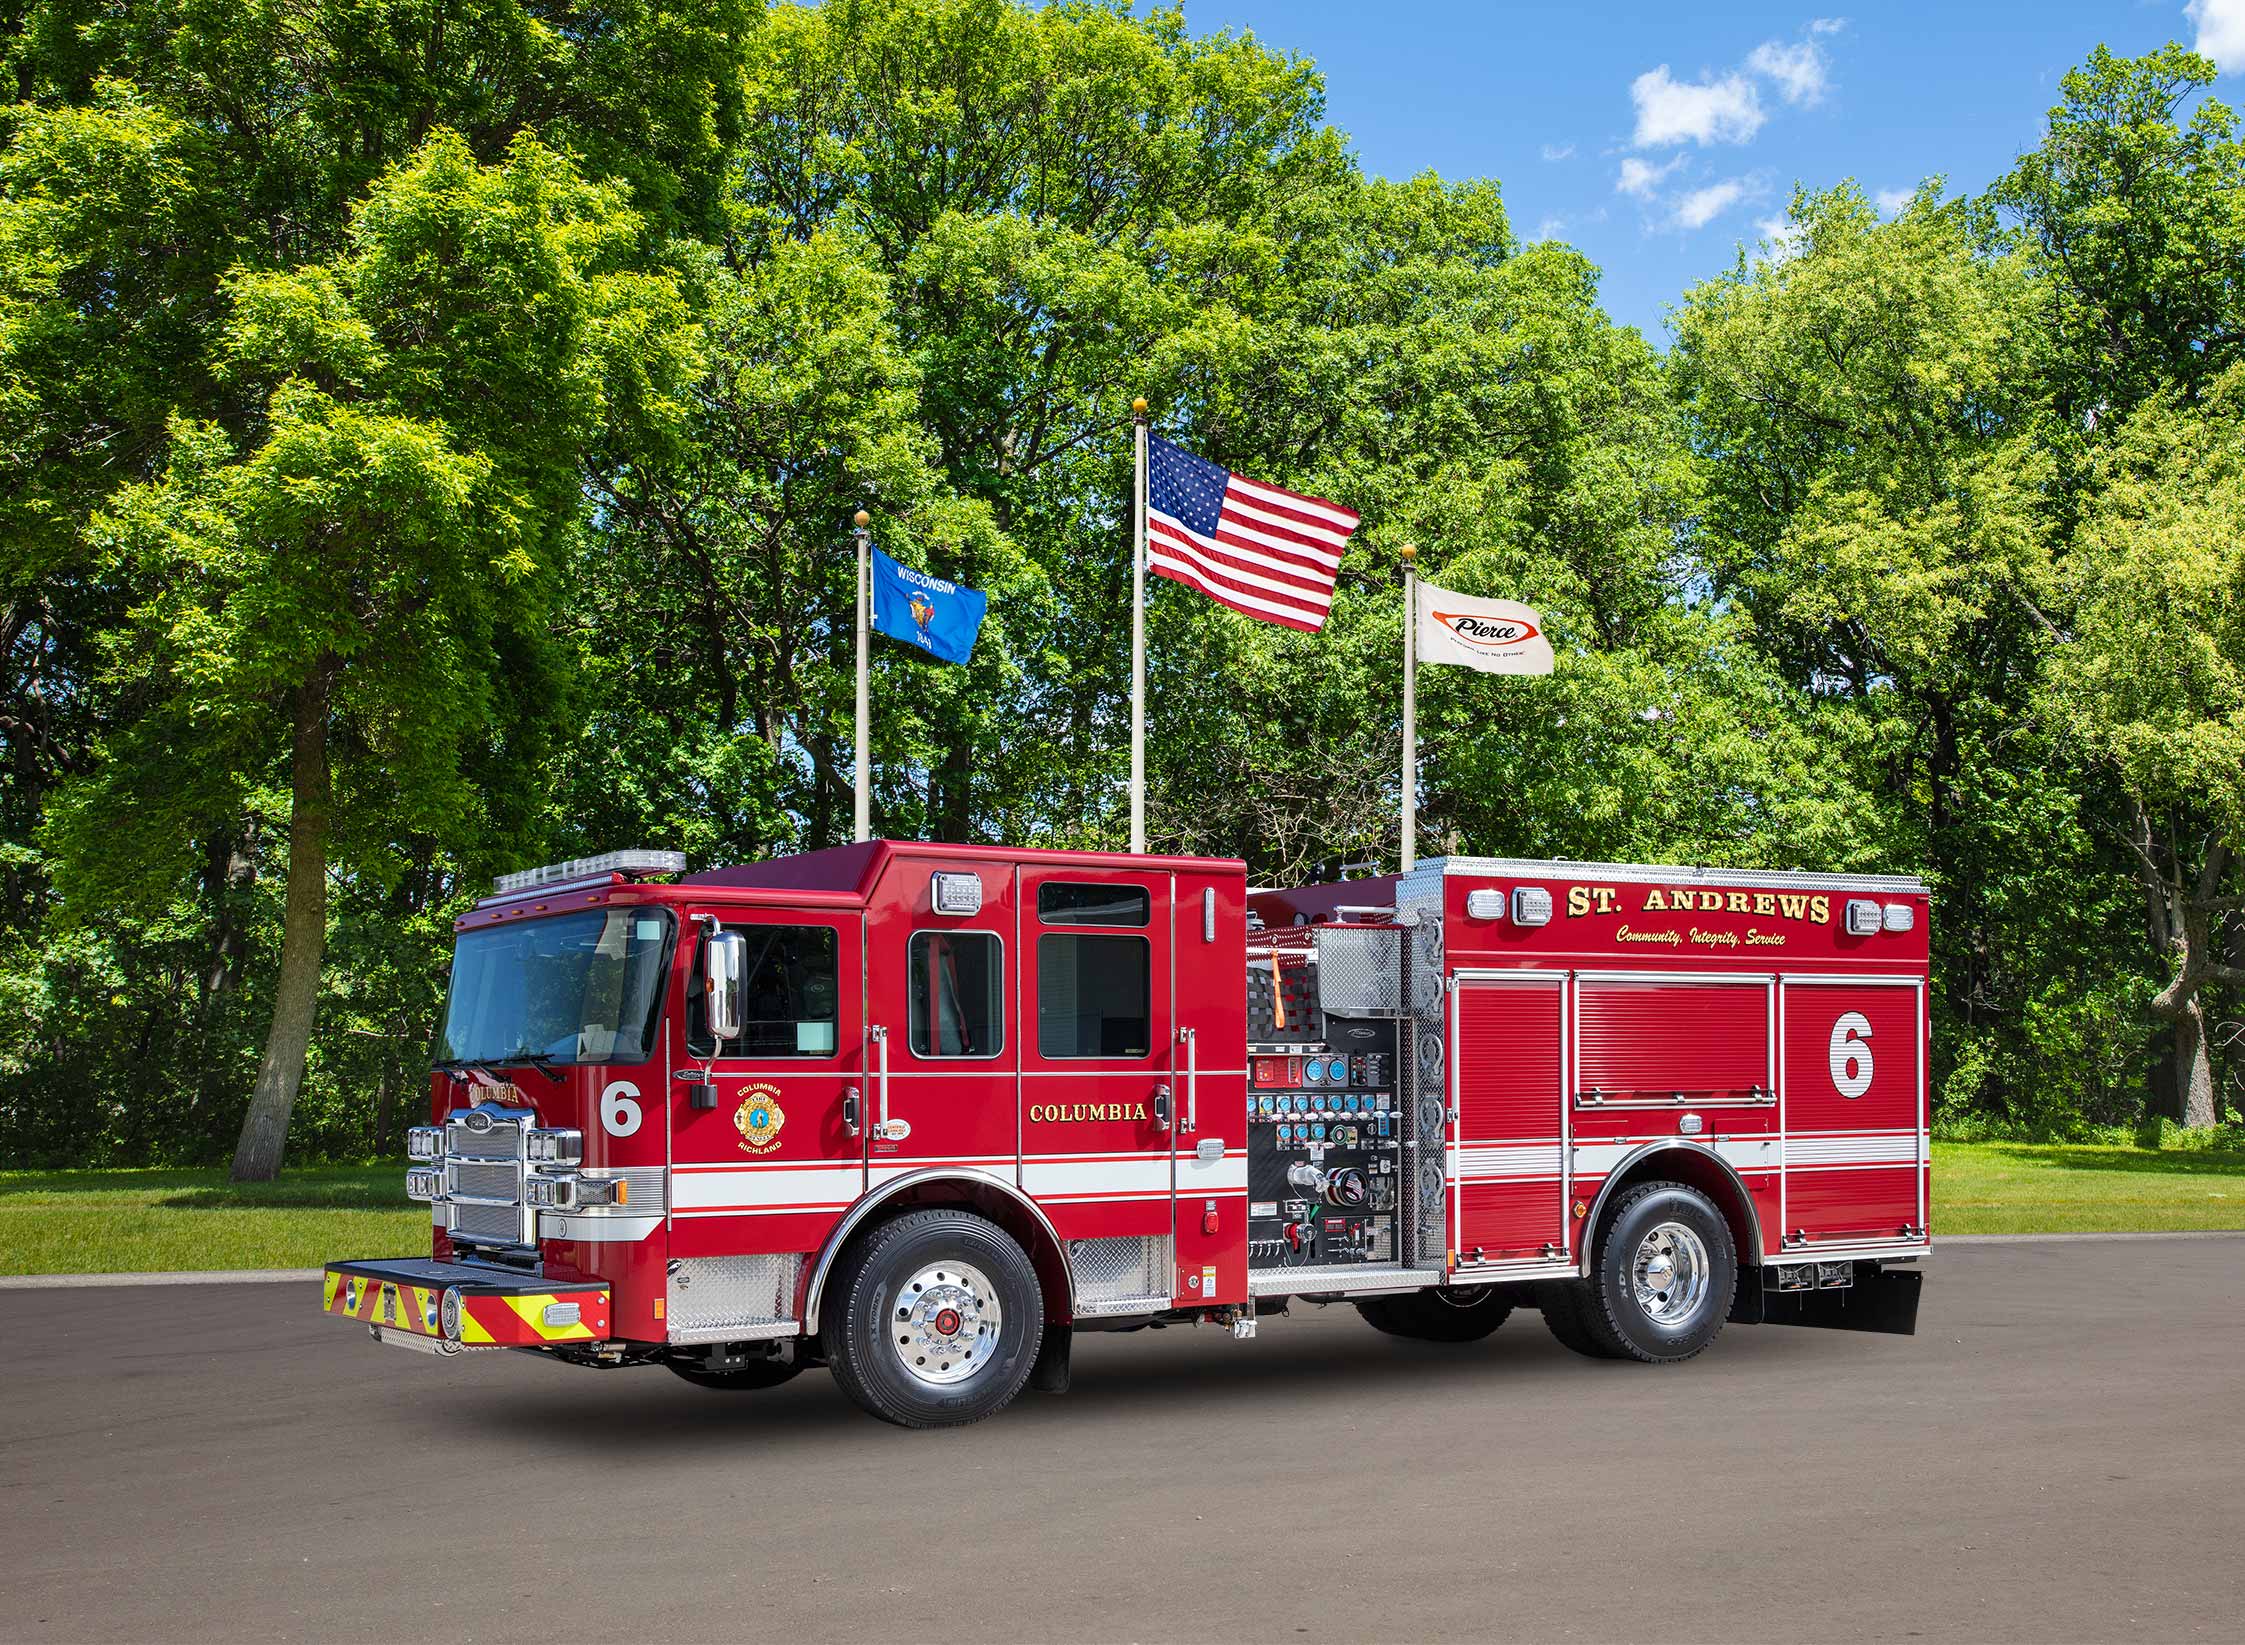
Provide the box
[1155,1,2245,341]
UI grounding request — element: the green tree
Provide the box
[2046,365,2245,1127]
[1989,44,2245,429]
[1668,184,2113,1125]
[47,131,697,1178]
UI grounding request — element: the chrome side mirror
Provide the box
[704,930,747,1043]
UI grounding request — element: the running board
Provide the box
[1249,1266,1439,1299]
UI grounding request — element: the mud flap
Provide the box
[1748,1265,1922,1335]
[1029,1324,1073,1394]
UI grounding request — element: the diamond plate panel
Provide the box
[1314,926,1403,1016]
[1067,1234,1170,1303]
[668,1254,800,1338]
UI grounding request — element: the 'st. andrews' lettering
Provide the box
[1568,884,1831,925]
[1030,1102,1151,1123]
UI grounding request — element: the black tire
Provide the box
[663,1353,804,1392]
[1535,1279,1621,1359]
[1355,1285,1514,1342]
[822,1209,1044,1428]
[1575,1181,1737,1363]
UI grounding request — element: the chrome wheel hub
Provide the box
[891,1260,1002,1387]
[1630,1221,1709,1325]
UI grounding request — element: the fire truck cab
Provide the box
[325,841,1930,1427]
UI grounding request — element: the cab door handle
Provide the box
[842,1087,861,1137]
[1151,1085,1172,1132]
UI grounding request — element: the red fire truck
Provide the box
[323,841,1930,1427]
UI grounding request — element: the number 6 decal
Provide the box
[1828,1012,1874,1099]
[601,1079,644,1138]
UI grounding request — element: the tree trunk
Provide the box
[230,674,333,1182]
[2173,994,2218,1129]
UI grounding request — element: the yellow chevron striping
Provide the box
[500,1293,595,1341]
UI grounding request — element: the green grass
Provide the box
[1931,1140,2245,1234]
[0,1164,427,1275]
[2,1142,2240,1275]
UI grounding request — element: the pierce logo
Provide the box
[1434,611,1541,649]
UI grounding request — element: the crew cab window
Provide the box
[1036,881,1150,926]
[687,923,840,1058]
[908,931,1004,1057]
[1036,934,1150,1058]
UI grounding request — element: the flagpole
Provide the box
[853,509,871,843]
[1129,397,1149,855]
[1400,542,1417,873]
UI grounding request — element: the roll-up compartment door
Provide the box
[1575,978,1771,1103]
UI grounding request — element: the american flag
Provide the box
[1145,434,1360,632]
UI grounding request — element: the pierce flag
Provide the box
[1413,581,1554,674]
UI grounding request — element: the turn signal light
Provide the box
[404,1168,442,1202]
[406,1127,443,1161]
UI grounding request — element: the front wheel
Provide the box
[1569,1181,1737,1363]
[823,1209,1044,1428]
[1355,1285,1514,1342]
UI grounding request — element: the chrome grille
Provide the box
[447,1117,526,1159]
[449,1201,531,1247]
[447,1159,520,1203]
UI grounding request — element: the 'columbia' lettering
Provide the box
[1030,1102,1151,1124]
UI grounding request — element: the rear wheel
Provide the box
[823,1209,1043,1428]
[1571,1181,1737,1363]
[1355,1284,1513,1342]
[1536,1279,1619,1359]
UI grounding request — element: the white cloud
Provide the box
[1631,66,1765,147]
[1746,39,1829,106]
[1875,186,1913,217]
[1617,154,1686,197]
[1541,142,1577,162]
[1756,215,1808,261]
[1535,215,1569,240]
[1808,17,1848,36]
[2189,0,2245,73]
[1671,177,1754,230]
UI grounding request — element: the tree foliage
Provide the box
[1,5,2241,1166]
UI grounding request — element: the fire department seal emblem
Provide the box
[734,1084,785,1154]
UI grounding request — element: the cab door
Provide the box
[1018,866,1176,1305]
[862,859,1018,1189]
[667,908,865,1263]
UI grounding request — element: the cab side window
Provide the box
[1036,933,1150,1058]
[686,923,840,1058]
[907,931,1004,1057]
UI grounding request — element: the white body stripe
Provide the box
[1449,1143,1567,1179]
[1785,1130,1920,1167]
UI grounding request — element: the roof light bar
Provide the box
[492,849,687,895]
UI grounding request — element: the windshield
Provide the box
[439,908,674,1067]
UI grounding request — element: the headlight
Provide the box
[404,1168,442,1202]
[525,1174,576,1209]
[526,1128,583,1165]
[406,1126,444,1161]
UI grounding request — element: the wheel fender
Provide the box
[800,1169,1074,1336]
[1577,1143,1763,1278]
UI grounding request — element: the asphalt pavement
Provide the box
[3,1236,2240,1643]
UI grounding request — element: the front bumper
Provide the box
[323,1257,611,1348]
